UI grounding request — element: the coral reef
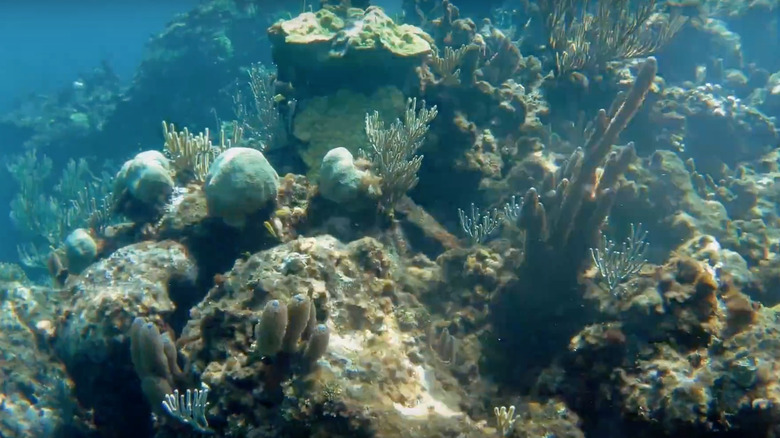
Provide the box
[559,255,780,436]
[3,0,780,437]
[53,241,198,436]
[649,82,778,173]
[488,57,657,382]
[175,235,488,436]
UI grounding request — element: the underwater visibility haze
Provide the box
[1,0,780,437]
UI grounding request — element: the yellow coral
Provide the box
[292,86,405,176]
[272,7,431,57]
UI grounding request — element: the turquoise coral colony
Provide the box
[2,0,780,437]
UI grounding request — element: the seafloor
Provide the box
[1,0,780,437]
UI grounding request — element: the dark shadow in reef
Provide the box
[164,204,280,334]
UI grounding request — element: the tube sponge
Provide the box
[303,299,318,339]
[254,300,288,357]
[129,317,180,408]
[282,294,312,353]
[303,323,330,364]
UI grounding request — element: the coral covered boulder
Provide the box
[177,235,487,437]
[269,7,432,93]
[54,241,198,437]
[0,280,88,437]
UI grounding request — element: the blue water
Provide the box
[0,1,198,262]
[0,2,199,111]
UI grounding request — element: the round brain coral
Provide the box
[204,147,279,227]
